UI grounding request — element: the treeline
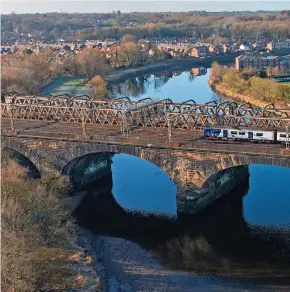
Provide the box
[210,63,290,106]
[2,11,290,44]
[1,50,62,93]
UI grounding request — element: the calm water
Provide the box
[111,68,224,104]
[74,69,290,289]
[111,154,290,230]
[75,155,290,285]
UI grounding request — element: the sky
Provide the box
[1,0,290,14]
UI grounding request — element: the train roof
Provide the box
[204,126,287,132]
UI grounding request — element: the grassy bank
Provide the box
[209,63,290,108]
[1,159,100,291]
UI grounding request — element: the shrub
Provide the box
[1,160,76,291]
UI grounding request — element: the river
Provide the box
[74,67,290,291]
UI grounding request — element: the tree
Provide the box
[121,34,137,43]
[89,75,108,98]
[74,48,111,78]
[210,62,225,84]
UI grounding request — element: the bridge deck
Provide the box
[1,118,287,157]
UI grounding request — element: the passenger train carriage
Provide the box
[204,127,288,143]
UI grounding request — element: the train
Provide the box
[204,126,289,143]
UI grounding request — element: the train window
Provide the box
[256,133,263,137]
[239,132,246,135]
[280,134,286,138]
[214,129,221,133]
[231,131,237,134]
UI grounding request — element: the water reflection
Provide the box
[110,68,223,104]
[112,154,177,216]
[74,176,290,283]
[244,164,290,230]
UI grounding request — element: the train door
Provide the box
[223,130,228,138]
[248,132,253,139]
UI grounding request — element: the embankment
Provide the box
[208,77,274,108]
[208,76,290,109]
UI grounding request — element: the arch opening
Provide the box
[203,163,290,230]
[62,152,177,216]
[2,147,41,178]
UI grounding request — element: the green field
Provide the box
[42,76,90,96]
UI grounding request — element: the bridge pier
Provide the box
[176,166,250,214]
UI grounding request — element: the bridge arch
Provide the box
[1,138,48,174]
[2,147,41,178]
[61,150,177,190]
[199,154,290,189]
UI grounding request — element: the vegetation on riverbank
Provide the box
[209,62,290,108]
[1,159,100,291]
[1,41,170,95]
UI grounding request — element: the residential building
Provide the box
[208,44,224,54]
[252,42,267,51]
[239,44,251,51]
[188,46,209,57]
[279,56,290,72]
[235,53,290,72]
[267,40,290,51]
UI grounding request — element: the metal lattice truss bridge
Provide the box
[2,93,290,130]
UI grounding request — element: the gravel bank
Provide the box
[77,228,289,292]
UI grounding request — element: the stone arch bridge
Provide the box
[2,136,290,214]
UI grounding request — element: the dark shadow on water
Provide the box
[73,175,290,284]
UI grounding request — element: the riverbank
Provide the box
[208,78,279,108]
[208,64,290,109]
[105,54,238,85]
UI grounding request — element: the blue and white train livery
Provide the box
[204,127,288,143]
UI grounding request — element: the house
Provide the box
[239,44,251,51]
[148,49,155,56]
[267,40,290,51]
[157,43,189,54]
[252,42,266,51]
[230,43,240,52]
[63,45,71,51]
[188,46,209,57]
[208,44,224,54]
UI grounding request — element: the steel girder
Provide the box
[2,93,290,129]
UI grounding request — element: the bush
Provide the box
[1,160,76,291]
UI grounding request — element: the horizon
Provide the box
[2,1,290,14]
